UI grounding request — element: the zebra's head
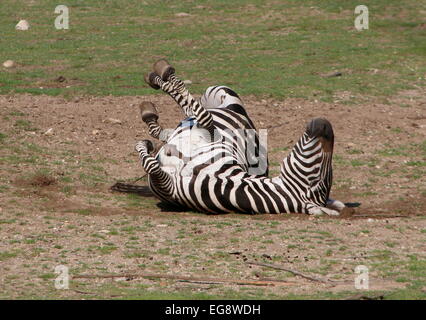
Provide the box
[306,117,334,153]
[280,118,334,206]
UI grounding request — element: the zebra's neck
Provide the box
[278,133,332,206]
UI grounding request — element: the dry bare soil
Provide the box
[0,90,425,299]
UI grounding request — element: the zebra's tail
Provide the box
[110,182,153,197]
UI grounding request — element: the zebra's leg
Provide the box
[144,60,193,116]
[145,61,215,137]
[139,102,172,142]
[135,140,174,198]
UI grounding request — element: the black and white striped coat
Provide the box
[135,61,344,215]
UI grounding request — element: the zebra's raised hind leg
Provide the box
[145,60,215,138]
[139,102,173,142]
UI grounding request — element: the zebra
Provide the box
[134,59,345,215]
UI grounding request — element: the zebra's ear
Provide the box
[306,118,334,141]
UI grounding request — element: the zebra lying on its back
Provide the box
[135,59,345,215]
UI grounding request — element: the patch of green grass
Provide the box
[0,0,424,99]
[125,250,150,259]
[83,283,280,300]
[313,230,333,238]
[60,185,75,196]
[370,169,396,177]
[0,185,10,193]
[350,158,379,168]
[158,248,171,255]
[369,249,393,261]
[109,229,120,236]
[377,147,407,157]
[333,155,345,166]
[390,127,403,134]
[269,161,281,167]
[78,172,107,185]
[346,149,363,155]
[38,273,56,280]
[24,143,45,154]
[88,244,117,255]
[91,233,106,240]
[13,120,37,131]
[0,251,19,261]
[9,110,26,116]
[75,208,93,216]
[0,154,40,165]
[406,161,425,167]
[118,193,158,209]
[385,241,396,248]
[0,219,16,224]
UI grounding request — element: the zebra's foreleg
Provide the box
[145,60,216,138]
[162,74,215,137]
[139,102,172,142]
[135,140,174,198]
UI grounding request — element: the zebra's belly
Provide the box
[155,120,213,174]
[155,117,245,175]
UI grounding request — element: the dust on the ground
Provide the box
[0,91,425,299]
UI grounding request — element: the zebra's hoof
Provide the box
[139,102,159,123]
[153,59,175,81]
[144,72,160,90]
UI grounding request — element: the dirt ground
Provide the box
[0,90,425,299]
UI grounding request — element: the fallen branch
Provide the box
[72,272,295,287]
[345,293,386,300]
[352,214,408,218]
[72,289,96,295]
[246,261,336,284]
